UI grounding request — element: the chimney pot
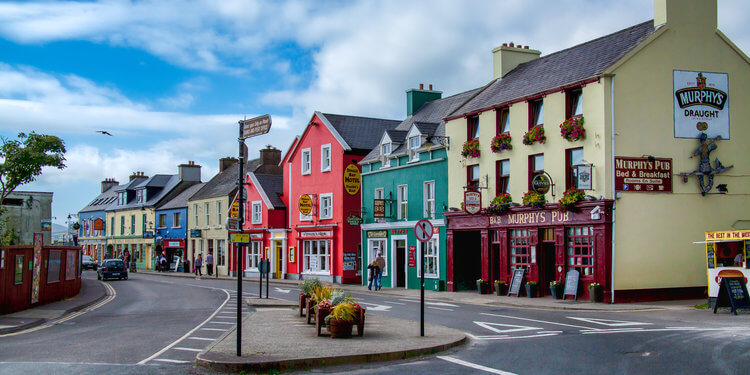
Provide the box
[502,43,507,47]
[429,84,433,90]
[419,83,424,90]
[524,45,529,49]
[509,42,514,47]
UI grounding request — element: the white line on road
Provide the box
[188,337,216,341]
[152,358,191,364]
[427,307,454,311]
[437,355,517,375]
[383,301,407,305]
[173,347,203,352]
[480,313,600,331]
[199,328,227,331]
[472,333,559,341]
[207,322,235,325]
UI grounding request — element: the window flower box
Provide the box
[461,139,481,158]
[522,191,546,208]
[490,133,513,153]
[559,187,585,212]
[522,125,546,145]
[487,193,513,215]
[559,116,585,142]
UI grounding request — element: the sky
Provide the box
[0,0,748,225]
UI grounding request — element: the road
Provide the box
[1,271,749,374]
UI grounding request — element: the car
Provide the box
[97,259,128,281]
[82,255,98,270]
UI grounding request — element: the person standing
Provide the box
[160,254,167,272]
[375,252,386,291]
[367,260,380,291]
[206,251,214,276]
[194,254,203,278]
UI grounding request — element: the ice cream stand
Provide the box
[702,230,750,304]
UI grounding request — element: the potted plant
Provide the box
[476,278,489,294]
[525,281,538,298]
[549,280,563,299]
[299,278,322,317]
[588,283,603,303]
[325,302,357,338]
[308,285,333,324]
[487,193,513,215]
[522,125,546,145]
[522,191,546,209]
[490,133,513,153]
[559,116,585,142]
[494,280,507,296]
[461,139,481,158]
[559,187,585,212]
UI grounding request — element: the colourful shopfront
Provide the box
[703,230,750,303]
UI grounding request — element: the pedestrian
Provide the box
[206,250,214,276]
[375,252,386,291]
[367,260,380,291]
[160,254,167,272]
[194,254,203,279]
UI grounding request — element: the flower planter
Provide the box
[327,319,354,339]
[299,293,308,317]
[476,282,490,294]
[525,284,538,298]
[589,287,602,303]
[494,283,507,296]
[315,306,332,335]
[550,285,563,299]
[306,299,317,323]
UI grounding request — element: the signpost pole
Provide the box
[236,121,245,357]
[420,240,425,337]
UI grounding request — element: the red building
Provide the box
[241,170,287,279]
[282,112,399,283]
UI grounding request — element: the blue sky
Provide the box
[0,0,748,225]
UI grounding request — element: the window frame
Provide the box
[467,164,480,189]
[302,239,331,275]
[566,226,595,277]
[301,148,311,175]
[319,193,333,220]
[320,144,332,172]
[566,89,583,119]
[193,204,198,226]
[423,180,435,219]
[217,201,222,227]
[172,212,181,228]
[397,185,408,221]
[528,153,544,190]
[205,202,210,227]
[408,136,421,161]
[467,115,479,140]
[496,107,510,135]
[566,147,585,190]
[508,229,532,271]
[369,239,387,277]
[246,241,262,270]
[158,214,167,229]
[496,159,510,195]
[528,98,544,129]
[251,201,263,224]
[419,234,440,279]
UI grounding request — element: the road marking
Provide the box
[199,328,227,331]
[437,355,517,375]
[274,287,291,293]
[188,337,215,341]
[138,288,230,364]
[359,302,392,311]
[425,301,459,307]
[152,358,191,364]
[474,321,541,334]
[480,313,600,330]
[207,322,235,325]
[567,317,652,327]
[383,300,407,305]
[428,307,454,311]
[473,333,559,341]
[173,347,203,352]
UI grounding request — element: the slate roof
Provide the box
[79,185,120,213]
[450,20,657,117]
[157,183,205,210]
[322,113,401,152]
[142,174,172,188]
[253,174,285,209]
[110,175,183,211]
[384,130,408,143]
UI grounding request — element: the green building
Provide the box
[359,86,478,291]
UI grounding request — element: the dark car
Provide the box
[82,255,98,270]
[97,259,128,281]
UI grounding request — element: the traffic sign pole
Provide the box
[414,219,434,338]
[236,121,244,357]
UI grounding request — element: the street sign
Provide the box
[225,217,240,231]
[415,219,434,242]
[230,201,239,219]
[230,233,250,243]
[299,194,312,216]
[240,115,272,139]
[343,164,361,195]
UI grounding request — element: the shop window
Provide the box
[217,240,225,266]
[173,212,181,228]
[496,159,510,195]
[422,236,440,278]
[321,144,331,172]
[566,89,583,118]
[301,148,311,175]
[319,193,333,220]
[496,107,510,135]
[467,164,480,189]
[158,214,167,228]
[252,201,262,224]
[423,181,435,219]
[566,147,584,189]
[247,241,262,270]
[529,98,543,129]
[303,239,330,274]
[369,239,387,276]
[528,154,544,190]
[397,185,408,220]
[509,229,532,271]
[467,115,479,140]
[566,226,595,276]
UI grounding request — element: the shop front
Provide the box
[163,238,185,271]
[703,230,750,305]
[293,227,336,283]
[242,230,288,279]
[445,201,613,300]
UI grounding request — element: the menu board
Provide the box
[343,253,357,271]
[508,269,525,297]
[563,270,580,300]
[706,243,716,269]
[713,277,750,315]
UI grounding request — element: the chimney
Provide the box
[101,178,119,193]
[406,84,442,116]
[219,157,238,172]
[256,145,283,175]
[654,0,716,31]
[129,171,148,181]
[178,160,202,182]
[492,43,541,79]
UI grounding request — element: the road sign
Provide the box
[415,219,434,242]
[230,233,250,243]
[225,217,240,231]
[240,115,272,139]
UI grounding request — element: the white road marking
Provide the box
[568,317,652,327]
[481,313,600,330]
[359,302,391,311]
[188,337,216,341]
[152,359,191,364]
[274,287,291,293]
[207,322,235,325]
[425,301,459,307]
[428,307,454,311]
[173,347,203,352]
[438,355,517,375]
[474,321,541,334]
[200,328,227,331]
[472,333,559,341]
[383,300,407,305]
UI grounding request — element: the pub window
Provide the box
[303,239,331,274]
[567,226,595,276]
[566,147,584,189]
[529,98,543,129]
[496,159,510,195]
[528,153,544,190]
[467,164,480,189]
[509,229,532,271]
[467,115,479,140]
[566,89,583,118]
[496,107,510,135]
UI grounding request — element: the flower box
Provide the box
[487,193,512,215]
[559,116,585,142]
[559,187,585,212]
[522,191,546,208]
[522,125,546,145]
[490,133,513,153]
[461,139,481,158]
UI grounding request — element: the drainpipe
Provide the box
[610,76,616,304]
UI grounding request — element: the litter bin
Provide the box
[183,260,190,273]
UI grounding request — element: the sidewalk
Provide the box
[139,269,704,312]
[0,276,109,335]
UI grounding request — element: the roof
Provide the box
[110,175,182,211]
[189,161,243,201]
[252,173,286,209]
[320,113,401,152]
[142,174,172,188]
[450,20,657,117]
[157,183,205,210]
[79,185,119,213]
[384,130,407,143]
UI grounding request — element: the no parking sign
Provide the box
[415,220,434,242]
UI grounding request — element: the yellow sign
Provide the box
[344,164,361,195]
[299,194,312,216]
[289,246,295,263]
[705,230,750,241]
[230,201,239,219]
[230,233,250,243]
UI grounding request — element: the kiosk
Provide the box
[702,230,750,305]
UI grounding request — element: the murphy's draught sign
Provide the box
[673,70,729,139]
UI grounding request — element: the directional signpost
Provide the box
[415,219,434,337]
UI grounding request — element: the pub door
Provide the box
[395,239,406,288]
[541,242,557,295]
[274,241,283,279]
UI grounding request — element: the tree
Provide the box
[0,132,66,203]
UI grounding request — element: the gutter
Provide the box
[610,76,616,304]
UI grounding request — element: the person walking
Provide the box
[206,251,214,276]
[194,254,203,279]
[374,252,386,291]
[367,260,380,291]
[160,254,167,272]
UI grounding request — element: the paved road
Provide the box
[1,272,749,374]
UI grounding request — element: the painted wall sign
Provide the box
[250,233,263,239]
[674,71,729,139]
[615,157,673,192]
[391,229,407,235]
[299,231,332,238]
[241,114,272,139]
[464,190,481,214]
[31,233,43,303]
[373,199,386,218]
[408,246,416,267]
[168,241,181,247]
[489,210,591,226]
[367,230,387,238]
[531,173,551,194]
[298,194,313,216]
[344,164,361,195]
[343,253,357,271]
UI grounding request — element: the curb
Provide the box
[0,318,46,335]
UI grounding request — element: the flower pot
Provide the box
[589,287,602,303]
[525,284,537,298]
[315,306,332,336]
[327,319,354,339]
[476,282,489,294]
[494,283,507,296]
[550,285,563,299]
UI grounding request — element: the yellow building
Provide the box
[443,0,749,302]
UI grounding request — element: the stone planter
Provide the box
[550,285,563,299]
[476,282,490,294]
[589,287,602,303]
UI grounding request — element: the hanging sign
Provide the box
[344,164,361,195]
[464,190,481,214]
[615,157,673,193]
[408,246,416,267]
[373,199,386,218]
[576,165,593,190]
[230,201,239,219]
[531,173,551,194]
[240,114,272,139]
[230,233,250,243]
[298,194,312,216]
[673,71,729,139]
[346,215,363,226]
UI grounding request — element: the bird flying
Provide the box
[96,130,113,136]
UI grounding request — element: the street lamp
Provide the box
[423,135,450,151]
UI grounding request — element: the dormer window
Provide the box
[408,136,420,161]
[381,143,391,156]
[118,192,126,205]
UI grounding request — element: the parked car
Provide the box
[82,255,98,270]
[97,259,128,281]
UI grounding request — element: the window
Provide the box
[120,216,124,235]
[193,204,198,226]
[136,190,143,203]
[205,202,210,227]
[422,236,439,278]
[409,136,420,161]
[252,201,262,224]
[529,98,543,128]
[111,217,115,237]
[303,239,330,274]
[247,241,262,270]
[369,239,386,276]
[567,89,583,118]
[217,240,225,266]
[423,181,435,219]
[496,159,510,195]
[467,115,479,140]
[566,147,584,189]
[467,164,480,189]
[319,193,333,220]
[509,229,532,271]
[142,214,146,234]
[374,188,384,199]
[567,226,595,276]
[397,185,408,220]
[321,144,331,172]
[158,214,166,228]
[217,201,222,226]
[528,154,544,190]
[496,107,510,134]
[173,212,181,228]
[381,143,391,156]
[301,148,311,175]
[118,192,126,206]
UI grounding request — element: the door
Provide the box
[396,239,406,288]
[274,241,283,279]
[541,242,556,295]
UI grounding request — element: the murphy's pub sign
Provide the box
[673,71,729,139]
[615,157,673,193]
